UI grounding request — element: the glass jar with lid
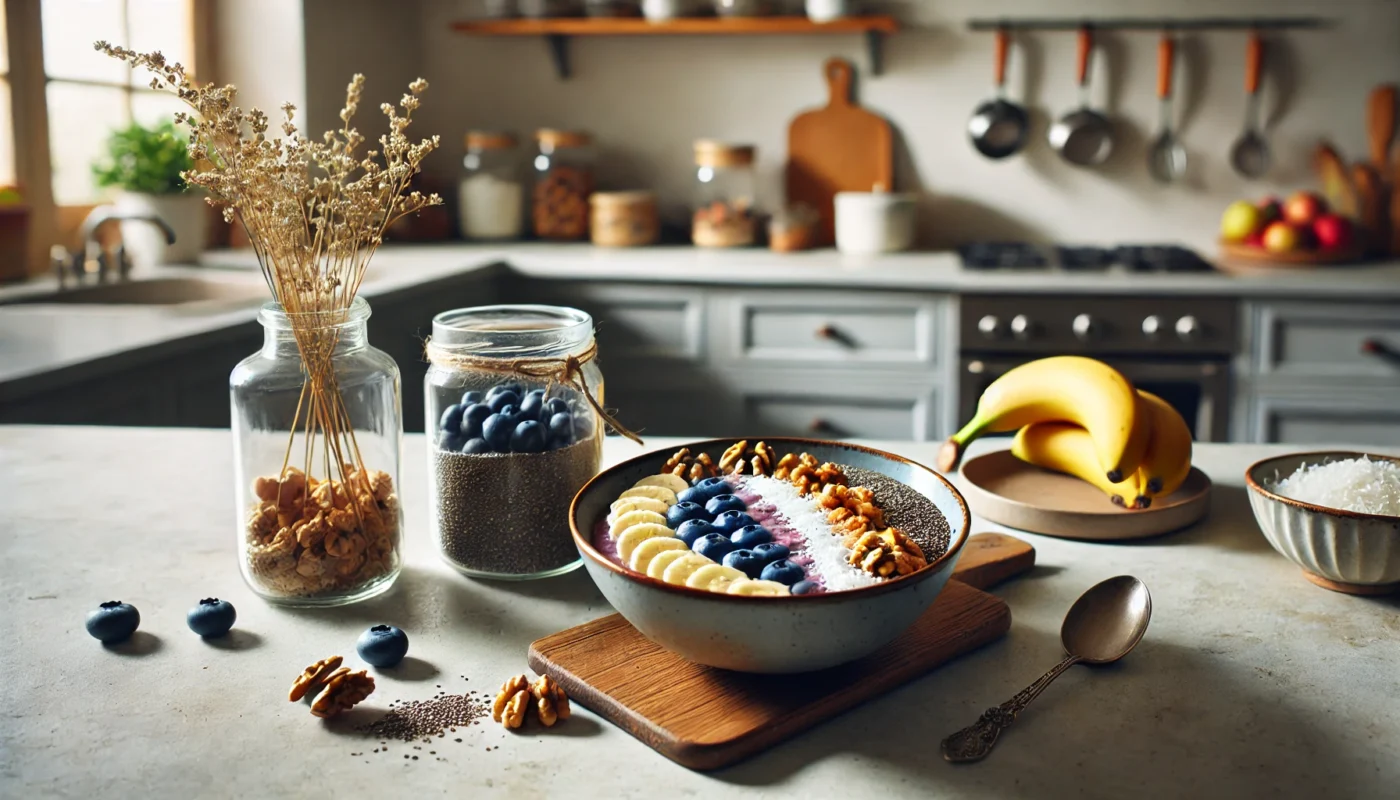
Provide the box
[692,140,757,248]
[459,131,525,241]
[424,305,606,580]
[532,129,595,241]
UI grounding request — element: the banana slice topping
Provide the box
[615,523,674,563]
[628,537,689,574]
[661,553,712,586]
[646,549,692,580]
[632,474,689,494]
[608,496,670,521]
[727,579,791,597]
[609,509,667,540]
[618,485,677,506]
[685,564,746,592]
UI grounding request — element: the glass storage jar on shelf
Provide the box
[425,305,606,580]
[230,298,403,607]
[532,129,595,241]
[692,140,757,248]
[459,131,524,241]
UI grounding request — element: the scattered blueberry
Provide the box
[705,494,746,515]
[187,598,236,637]
[439,403,465,432]
[791,580,820,595]
[760,559,805,586]
[543,397,570,418]
[460,403,492,439]
[689,477,734,501]
[547,412,574,448]
[463,437,491,454]
[676,519,717,546]
[519,390,546,421]
[711,510,756,534]
[481,413,514,451]
[461,390,484,406]
[722,548,766,578]
[487,390,520,413]
[694,532,736,562]
[510,420,546,453]
[752,542,790,565]
[86,601,140,643]
[730,524,773,549]
[666,501,708,529]
[440,431,466,452]
[357,624,410,668]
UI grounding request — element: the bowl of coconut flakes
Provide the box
[1245,451,1400,595]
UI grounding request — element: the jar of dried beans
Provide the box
[692,140,757,247]
[459,131,524,240]
[230,298,403,606]
[425,305,632,580]
[532,129,594,241]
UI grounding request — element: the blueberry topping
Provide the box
[461,390,484,406]
[86,600,140,643]
[481,413,514,451]
[689,476,734,501]
[463,437,491,454]
[711,510,756,534]
[705,494,746,515]
[730,524,773,549]
[460,403,492,439]
[665,501,708,529]
[487,390,520,413]
[760,559,805,586]
[693,532,736,562]
[357,624,410,668]
[439,403,465,432]
[751,542,790,564]
[187,597,236,637]
[675,519,717,546]
[791,580,820,595]
[519,389,546,421]
[543,397,570,418]
[547,412,574,448]
[510,420,546,453]
[722,548,767,578]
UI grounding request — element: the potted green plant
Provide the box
[91,120,205,267]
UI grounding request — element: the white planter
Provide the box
[114,192,208,268]
[834,190,917,255]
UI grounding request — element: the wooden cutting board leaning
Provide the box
[786,57,893,246]
[528,533,1034,770]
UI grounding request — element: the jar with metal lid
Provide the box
[532,130,595,241]
[425,305,614,580]
[692,140,757,248]
[590,191,659,247]
[459,131,525,241]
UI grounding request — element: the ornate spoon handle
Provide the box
[941,654,1081,763]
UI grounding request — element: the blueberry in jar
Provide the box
[486,383,523,400]
[487,390,520,413]
[705,494,746,516]
[711,510,756,534]
[460,403,492,439]
[543,397,570,419]
[519,389,546,421]
[439,403,465,432]
[463,437,492,454]
[752,542,790,564]
[461,390,484,406]
[730,524,772,549]
[510,420,546,453]
[694,533,736,562]
[186,597,237,637]
[85,601,140,643]
[760,559,805,586]
[665,501,708,528]
[481,413,514,451]
[547,412,574,448]
[357,624,410,668]
[791,580,819,595]
[722,548,766,578]
[675,519,717,546]
[440,431,466,453]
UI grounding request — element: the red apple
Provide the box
[1312,213,1355,251]
[1283,191,1327,226]
[1256,196,1283,225]
[1262,221,1304,253]
[1244,230,1266,248]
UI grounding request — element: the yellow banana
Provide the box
[1131,390,1193,509]
[939,356,1150,483]
[1012,422,1138,507]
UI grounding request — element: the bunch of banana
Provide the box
[939,357,1193,510]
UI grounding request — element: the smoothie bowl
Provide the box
[569,438,970,673]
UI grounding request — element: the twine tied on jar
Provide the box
[424,337,644,445]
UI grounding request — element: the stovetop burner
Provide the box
[958,242,1214,273]
[958,242,1048,270]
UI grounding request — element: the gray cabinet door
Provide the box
[519,281,707,365]
[727,371,939,441]
[1252,392,1400,447]
[1251,301,1400,382]
[716,290,943,369]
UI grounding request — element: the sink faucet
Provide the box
[53,206,178,286]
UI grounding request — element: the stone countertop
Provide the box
[3,242,1400,397]
[2,426,1396,799]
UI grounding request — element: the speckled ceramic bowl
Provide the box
[569,438,971,673]
[1246,451,1400,595]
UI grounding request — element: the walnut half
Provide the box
[493,674,531,729]
[848,528,928,578]
[289,655,344,702]
[310,667,375,718]
[532,675,571,727]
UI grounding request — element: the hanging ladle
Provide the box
[1228,29,1270,179]
[968,26,1030,159]
[1147,31,1187,183]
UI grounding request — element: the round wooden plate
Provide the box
[1217,239,1365,268]
[958,450,1212,540]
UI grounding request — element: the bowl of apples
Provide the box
[1218,191,1364,268]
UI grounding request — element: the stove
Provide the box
[958,242,1214,273]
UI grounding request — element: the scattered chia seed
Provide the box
[839,464,952,560]
[358,691,490,742]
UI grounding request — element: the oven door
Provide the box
[958,357,1230,442]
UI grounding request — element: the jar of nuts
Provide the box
[590,191,659,247]
[532,129,595,241]
[692,140,757,248]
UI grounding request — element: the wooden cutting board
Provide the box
[786,57,893,246]
[528,533,1033,771]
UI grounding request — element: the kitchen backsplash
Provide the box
[290,0,1400,251]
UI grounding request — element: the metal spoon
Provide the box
[941,575,1152,763]
[1147,31,1187,183]
[968,26,1030,159]
[1228,30,1270,179]
[1048,25,1114,167]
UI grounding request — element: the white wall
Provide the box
[216,0,307,123]
[314,0,1400,250]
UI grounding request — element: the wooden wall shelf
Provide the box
[450,16,900,79]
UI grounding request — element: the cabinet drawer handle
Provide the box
[814,323,855,348]
[1360,338,1400,368]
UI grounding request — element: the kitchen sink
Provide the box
[0,277,267,307]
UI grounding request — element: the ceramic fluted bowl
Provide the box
[1245,451,1400,595]
[569,438,971,673]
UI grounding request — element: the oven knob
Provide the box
[1071,313,1097,341]
[1141,315,1162,339]
[1009,314,1032,340]
[1175,315,1200,341]
[977,315,1002,339]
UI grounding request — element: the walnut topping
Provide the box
[493,674,531,729]
[531,675,571,727]
[848,528,927,578]
[289,655,344,702]
[661,448,718,481]
[719,440,750,474]
[310,667,375,718]
[750,441,775,476]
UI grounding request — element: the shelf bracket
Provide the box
[865,30,884,76]
[546,34,571,79]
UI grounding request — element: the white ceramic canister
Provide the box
[834,190,916,255]
[805,0,851,22]
[643,0,694,19]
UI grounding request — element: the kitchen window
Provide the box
[0,2,15,185]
